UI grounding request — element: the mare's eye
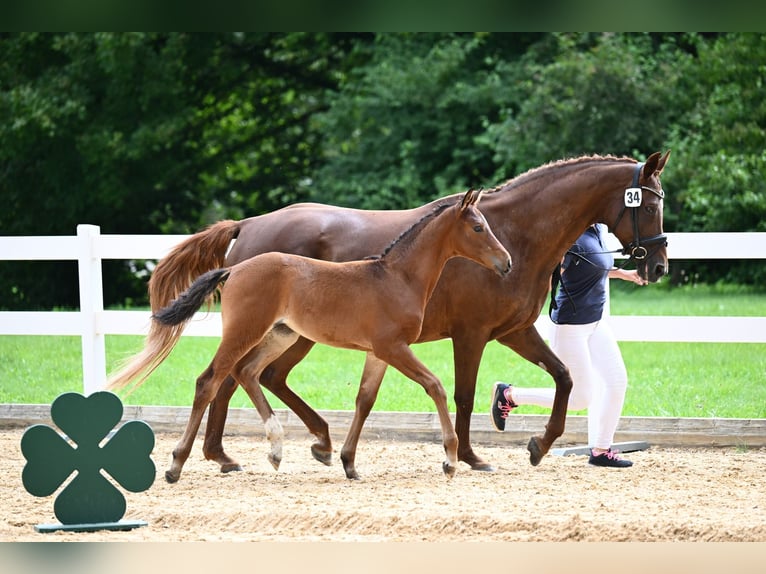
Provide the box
[473,225,484,232]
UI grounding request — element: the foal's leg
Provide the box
[168,328,268,482]
[166,362,237,483]
[258,338,333,465]
[203,337,333,469]
[495,326,573,466]
[340,353,389,480]
[232,326,300,471]
[374,343,459,478]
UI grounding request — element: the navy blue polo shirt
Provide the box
[550,224,613,325]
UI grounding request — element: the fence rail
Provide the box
[2,225,765,395]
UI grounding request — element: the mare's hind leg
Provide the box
[340,353,388,480]
[496,326,573,466]
[202,375,244,473]
[373,344,459,479]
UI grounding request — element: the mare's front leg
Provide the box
[340,353,388,479]
[374,344,459,479]
[496,326,572,466]
[451,331,494,471]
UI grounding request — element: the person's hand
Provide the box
[624,269,648,286]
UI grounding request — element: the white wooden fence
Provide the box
[2,225,765,395]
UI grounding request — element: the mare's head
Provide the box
[610,150,670,283]
[451,189,512,277]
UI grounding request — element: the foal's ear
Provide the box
[460,188,483,210]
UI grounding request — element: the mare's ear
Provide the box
[643,150,671,178]
[657,149,671,174]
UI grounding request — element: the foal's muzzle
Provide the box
[494,256,512,277]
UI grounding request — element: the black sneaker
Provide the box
[490,382,517,432]
[588,448,633,468]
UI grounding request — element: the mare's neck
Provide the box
[482,159,632,280]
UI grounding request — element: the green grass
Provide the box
[1,283,765,418]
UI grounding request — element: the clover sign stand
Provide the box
[21,391,156,533]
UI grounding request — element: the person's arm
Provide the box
[608,268,647,285]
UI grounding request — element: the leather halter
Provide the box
[612,162,667,261]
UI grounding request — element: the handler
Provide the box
[490,223,647,468]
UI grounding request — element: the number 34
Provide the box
[624,187,642,207]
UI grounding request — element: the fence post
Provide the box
[77,224,106,395]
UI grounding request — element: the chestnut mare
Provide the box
[109,190,511,482]
[121,151,670,479]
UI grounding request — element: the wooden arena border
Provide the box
[2,404,764,449]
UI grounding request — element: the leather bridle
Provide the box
[611,162,667,262]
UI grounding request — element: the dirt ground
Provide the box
[2,428,765,542]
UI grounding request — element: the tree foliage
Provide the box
[2,32,764,309]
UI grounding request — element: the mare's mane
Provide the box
[369,155,635,260]
[484,154,637,196]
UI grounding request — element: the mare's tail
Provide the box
[108,268,230,393]
[149,219,241,312]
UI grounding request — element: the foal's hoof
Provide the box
[311,444,333,466]
[220,462,243,474]
[527,436,545,467]
[442,461,457,479]
[165,470,180,484]
[267,453,281,471]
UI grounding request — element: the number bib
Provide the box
[624,187,642,207]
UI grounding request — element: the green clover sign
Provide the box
[21,391,155,529]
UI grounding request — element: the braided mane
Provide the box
[483,154,638,196]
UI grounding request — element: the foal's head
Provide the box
[449,189,512,277]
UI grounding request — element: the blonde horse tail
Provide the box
[148,219,241,312]
[108,268,231,393]
[110,219,238,393]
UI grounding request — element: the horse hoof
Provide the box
[470,461,496,472]
[165,470,180,484]
[220,463,243,474]
[267,453,281,471]
[527,436,545,466]
[344,467,360,480]
[442,461,457,479]
[311,444,333,466]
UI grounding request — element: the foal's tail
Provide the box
[107,269,230,393]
